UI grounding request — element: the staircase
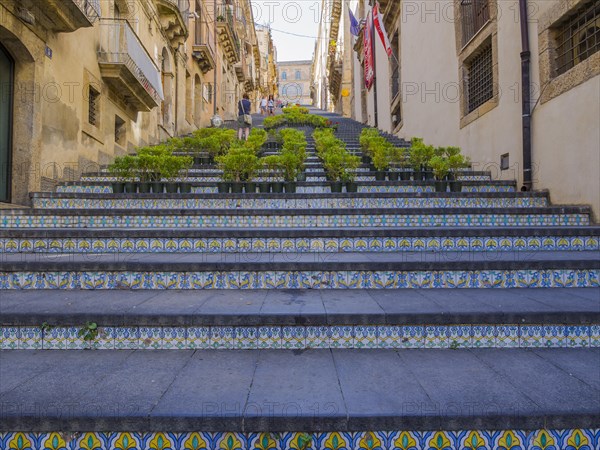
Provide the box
[1,110,599,450]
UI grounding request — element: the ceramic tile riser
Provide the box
[0,109,599,448]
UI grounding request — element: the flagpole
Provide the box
[370,0,378,128]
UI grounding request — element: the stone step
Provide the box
[1,251,598,289]
[30,191,550,210]
[1,348,598,432]
[56,180,517,194]
[0,206,590,228]
[2,288,598,350]
[2,226,597,253]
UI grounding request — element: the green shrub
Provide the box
[429,155,450,180]
[313,129,358,182]
[409,137,435,170]
[359,128,380,155]
[217,145,260,182]
[263,113,328,130]
[245,129,268,154]
[260,155,284,181]
[108,155,136,182]
[159,154,193,182]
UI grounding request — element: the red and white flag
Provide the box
[373,2,392,58]
[364,11,374,90]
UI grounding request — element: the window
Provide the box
[391,102,401,130]
[460,0,489,46]
[281,71,287,80]
[464,40,493,113]
[114,115,126,146]
[554,1,600,76]
[88,86,100,127]
[203,83,213,103]
[295,70,301,80]
[500,153,509,170]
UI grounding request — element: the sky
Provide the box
[251,1,321,61]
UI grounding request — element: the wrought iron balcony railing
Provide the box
[97,19,164,111]
[193,18,216,73]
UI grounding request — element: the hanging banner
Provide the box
[364,11,374,90]
[373,2,392,57]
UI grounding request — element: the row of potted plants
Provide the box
[168,128,238,165]
[216,128,307,193]
[263,107,330,130]
[359,129,471,191]
[108,146,194,194]
[313,128,361,193]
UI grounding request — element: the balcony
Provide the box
[329,0,342,43]
[234,51,247,82]
[328,49,343,98]
[19,0,101,32]
[155,0,189,46]
[192,19,216,73]
[216,4,241,64]
[244,62,255,91]
[97,19,164,112]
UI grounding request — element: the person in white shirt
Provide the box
[260,97,267,116]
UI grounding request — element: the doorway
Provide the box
[0,44,13,202]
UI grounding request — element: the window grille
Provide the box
[88,86,100,126]
[461,0,489,46]
[555,1,600,76]
[464,42,493,113]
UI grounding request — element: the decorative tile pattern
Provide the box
[32,195,549,210]
[0,428,598,450]
[4,324,596,350]
[3,235,597,254]
[0,269,597,289]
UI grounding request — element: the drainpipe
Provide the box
[174,48,179,135]
[212,0,218,120]
[519,0,532,191]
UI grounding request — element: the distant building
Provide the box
[278,61,313,105]
[255,24,278,98]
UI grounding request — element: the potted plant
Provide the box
[429,155,450,192]
[341,153,361,193]
[323,149,345,193]
[409,138,434,181]
[257,157,271,193]
[161,154,193,193]
[280,151,301,193]
[372,145,390,181]
[217,146,259,194]
[447,151,468,193]
[359,128,379,164]
[241,152,260,194]
[267,155,285,193]
[245,129,268,154]
[108,155,135,194]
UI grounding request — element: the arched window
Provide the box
[281,71,287,80]
[295,70,301,80]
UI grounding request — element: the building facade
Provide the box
[324,0,600,218]
[0,0,261,205]
[278,60,312,105]
[255,24,278,99]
